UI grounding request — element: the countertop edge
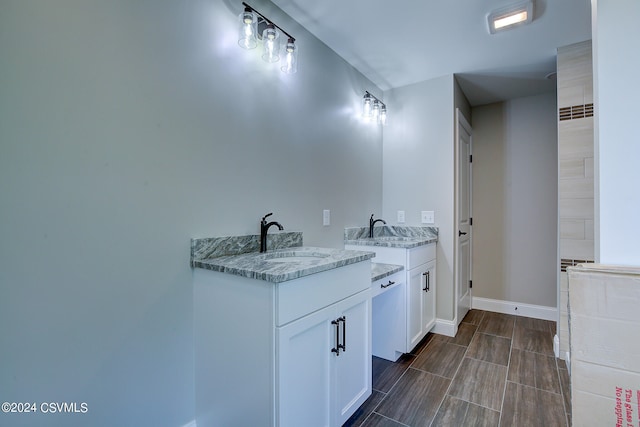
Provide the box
[193,247,375,283]
[345,237,438,249]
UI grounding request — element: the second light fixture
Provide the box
[238,2,298,74]
[362,92,387,125]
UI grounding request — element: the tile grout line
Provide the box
[366,356,417,426]
[428,311,485,427]
[554,356,571,427]
[497,316,516,427]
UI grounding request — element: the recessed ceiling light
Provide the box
[488,1,533,34]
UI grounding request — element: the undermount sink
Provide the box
[263,251,331,263]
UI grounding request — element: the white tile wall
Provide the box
[557,40,594,360]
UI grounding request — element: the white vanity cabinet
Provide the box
[346,242,436,353]
[193,260,371,427]
[406,257,436,350]
[278,289,370,426]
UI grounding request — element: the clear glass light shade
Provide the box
[379,105,387,125]
[281,38,298,73]
[362,94,373,121]
[238,8,257,49]
[262,24,280,63]
[372,100,380,121]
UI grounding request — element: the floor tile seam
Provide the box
[554,356,571,425]
[497,322,516,427]
[507,376,562,395]
[504,379,564,397]
[442,394,502,414]
[463,354,510,369]
[429,328,470,426]
[406,366,455,382]
[379,363,413,400]
[413,335,440,357]
[370,411,411,427]
[475,330,512,340]
[371,387,388,395]
[475,330,513,339]
[428,395,472,427]
[510,345,555,357]
[365,385,398,425]
[445,341,469,350]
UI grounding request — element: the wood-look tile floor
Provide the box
[344,310,572,427]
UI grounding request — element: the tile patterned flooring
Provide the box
[344,310,572,427]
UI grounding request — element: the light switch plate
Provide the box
[421,211,434,224]
[323,209,330,226]
[397,210,405,223]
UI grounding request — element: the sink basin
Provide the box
[263,251,331,263]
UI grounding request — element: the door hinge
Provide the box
[469,154,473,163]
[470,217,473,226]
[469,280,473,289]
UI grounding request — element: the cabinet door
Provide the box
[277,304,335,427]
[407,266,427,351]
[334,290,372,426]
[422,260,436,333]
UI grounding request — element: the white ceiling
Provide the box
[271,0,592,105]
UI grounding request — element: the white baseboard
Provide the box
[471,297,557,321]
[432,318,458,337]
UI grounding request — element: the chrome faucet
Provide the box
[260,213,284,252]
[369,214,386,238]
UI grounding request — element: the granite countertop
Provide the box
[344,225,438,249]
[371,262,404,282]
[192,246,375,283]
[346,236,437,249]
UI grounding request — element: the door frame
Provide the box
[454,108,473,326]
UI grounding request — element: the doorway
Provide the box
[455,109,473,324]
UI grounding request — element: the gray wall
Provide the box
[382,75,457,321]
[0,1,382,426]
[471,93,558,307]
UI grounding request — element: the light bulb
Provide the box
[262,23,280,63]
[380,105,387,125]
[362,94,373,121]
[372,100,380,121]
[281,38,297,73]
[238,7,257,49]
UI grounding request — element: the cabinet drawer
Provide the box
[275,261,370,327]
[371,271,404,298]
[407,243,436,269]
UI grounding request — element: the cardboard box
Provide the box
[568,264,640,427]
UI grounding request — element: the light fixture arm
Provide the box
[365,91,386,109]
[242,2,295,42]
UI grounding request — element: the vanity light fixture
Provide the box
[237,2,298,74]
[487,1,533,34]
[362,91,387,125]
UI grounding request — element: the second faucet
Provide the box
[260,213,284,252]
[369,214,386,238]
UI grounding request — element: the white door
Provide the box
[406,265,426,351]
[334,290,371,426]
[422,260,436,333]
[456,109,473,324]
[277,304,334,427]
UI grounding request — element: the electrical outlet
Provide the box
[421,211,435,224]
[322,209,330,226]
[397,210,405,223]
